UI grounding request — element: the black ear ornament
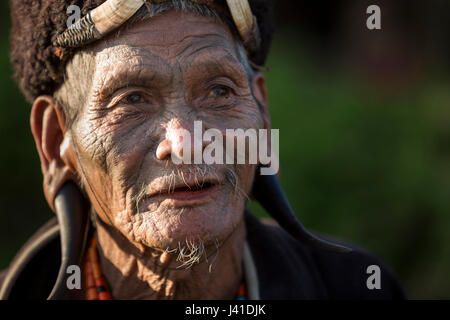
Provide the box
[47,182,90,300]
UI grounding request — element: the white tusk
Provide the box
[92,0,145,36]
[225,0,254,40]
[225,0,260,53]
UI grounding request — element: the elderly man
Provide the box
[0,0,404,300]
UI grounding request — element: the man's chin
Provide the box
[132,207,236,250]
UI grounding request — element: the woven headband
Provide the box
[54,0,261,57]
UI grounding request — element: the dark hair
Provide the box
[9,0,275,104]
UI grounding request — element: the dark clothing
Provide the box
[0,212,405,299]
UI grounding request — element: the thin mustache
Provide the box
[134,165,249,212]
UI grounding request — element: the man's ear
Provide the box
[30,96,78,212]
[251,71,270,130]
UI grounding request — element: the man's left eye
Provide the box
[208,86,231,98]
[123,93,145,104]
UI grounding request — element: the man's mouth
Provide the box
[146,179,221,206]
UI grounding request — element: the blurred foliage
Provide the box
[0,2,449,299]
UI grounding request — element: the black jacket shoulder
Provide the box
[245,212,406,299]
[0,218,61,300]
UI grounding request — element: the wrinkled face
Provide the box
[70,10,265,251]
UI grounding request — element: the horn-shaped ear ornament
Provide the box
[252,170,352,254]
[54,0,145,48]
[47,182,90,300]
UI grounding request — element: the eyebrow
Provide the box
[90,41,247,102]
[183,49,249,87]
[175,33,246,76]
[91,48,172,101]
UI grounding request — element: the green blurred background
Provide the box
[0,0,449,299]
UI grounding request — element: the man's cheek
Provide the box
[73,121,111,170]
[236,164,256,192]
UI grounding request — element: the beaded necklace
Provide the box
[84,233,247,300]
[84,234,111,300]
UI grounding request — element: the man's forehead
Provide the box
[91,10,239,67]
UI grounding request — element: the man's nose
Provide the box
[155,118,203,161]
